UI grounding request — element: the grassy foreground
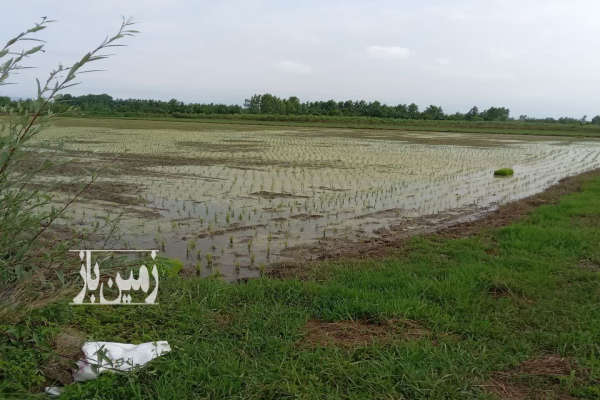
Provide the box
[2,174,600,399]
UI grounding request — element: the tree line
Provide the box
[1,93,598,124]
[243,94,513,121]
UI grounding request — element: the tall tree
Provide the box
[423,105,444,120]
[465,106,480,120]
[407,103,419,119]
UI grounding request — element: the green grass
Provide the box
[2,175,600,399]
[494,168,514,177]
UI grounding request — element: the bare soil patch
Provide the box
[42,327,86,385]
[289,213,323,220]
[578,258,600,270]
[194,223,267,239]
[483,355,581,400]
[315,186,349,192]
[176,141,267,153]
[45,181,145,206]
[250,191,310,200]
[299,319,429,348]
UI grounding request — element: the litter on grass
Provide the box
[45,341,171,396]
[74,341,171,381]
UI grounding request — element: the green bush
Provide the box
[0,18,137,304]
[494,168,514,177]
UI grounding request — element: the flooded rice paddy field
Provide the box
[35,121,600,280]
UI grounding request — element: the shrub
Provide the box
[0,18,137,306]
[494,168,514,177]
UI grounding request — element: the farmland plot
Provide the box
[32,120,600,279]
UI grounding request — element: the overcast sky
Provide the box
[3,0,600,118]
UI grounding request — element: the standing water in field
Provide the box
[34,121,600,280]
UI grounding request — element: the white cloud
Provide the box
[488,48,514,61]
[366,45,411,60]
[4,0,600,117]
[276,60,312,75]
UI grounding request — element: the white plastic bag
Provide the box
[44,386,63,396]
[73,341,171,382]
